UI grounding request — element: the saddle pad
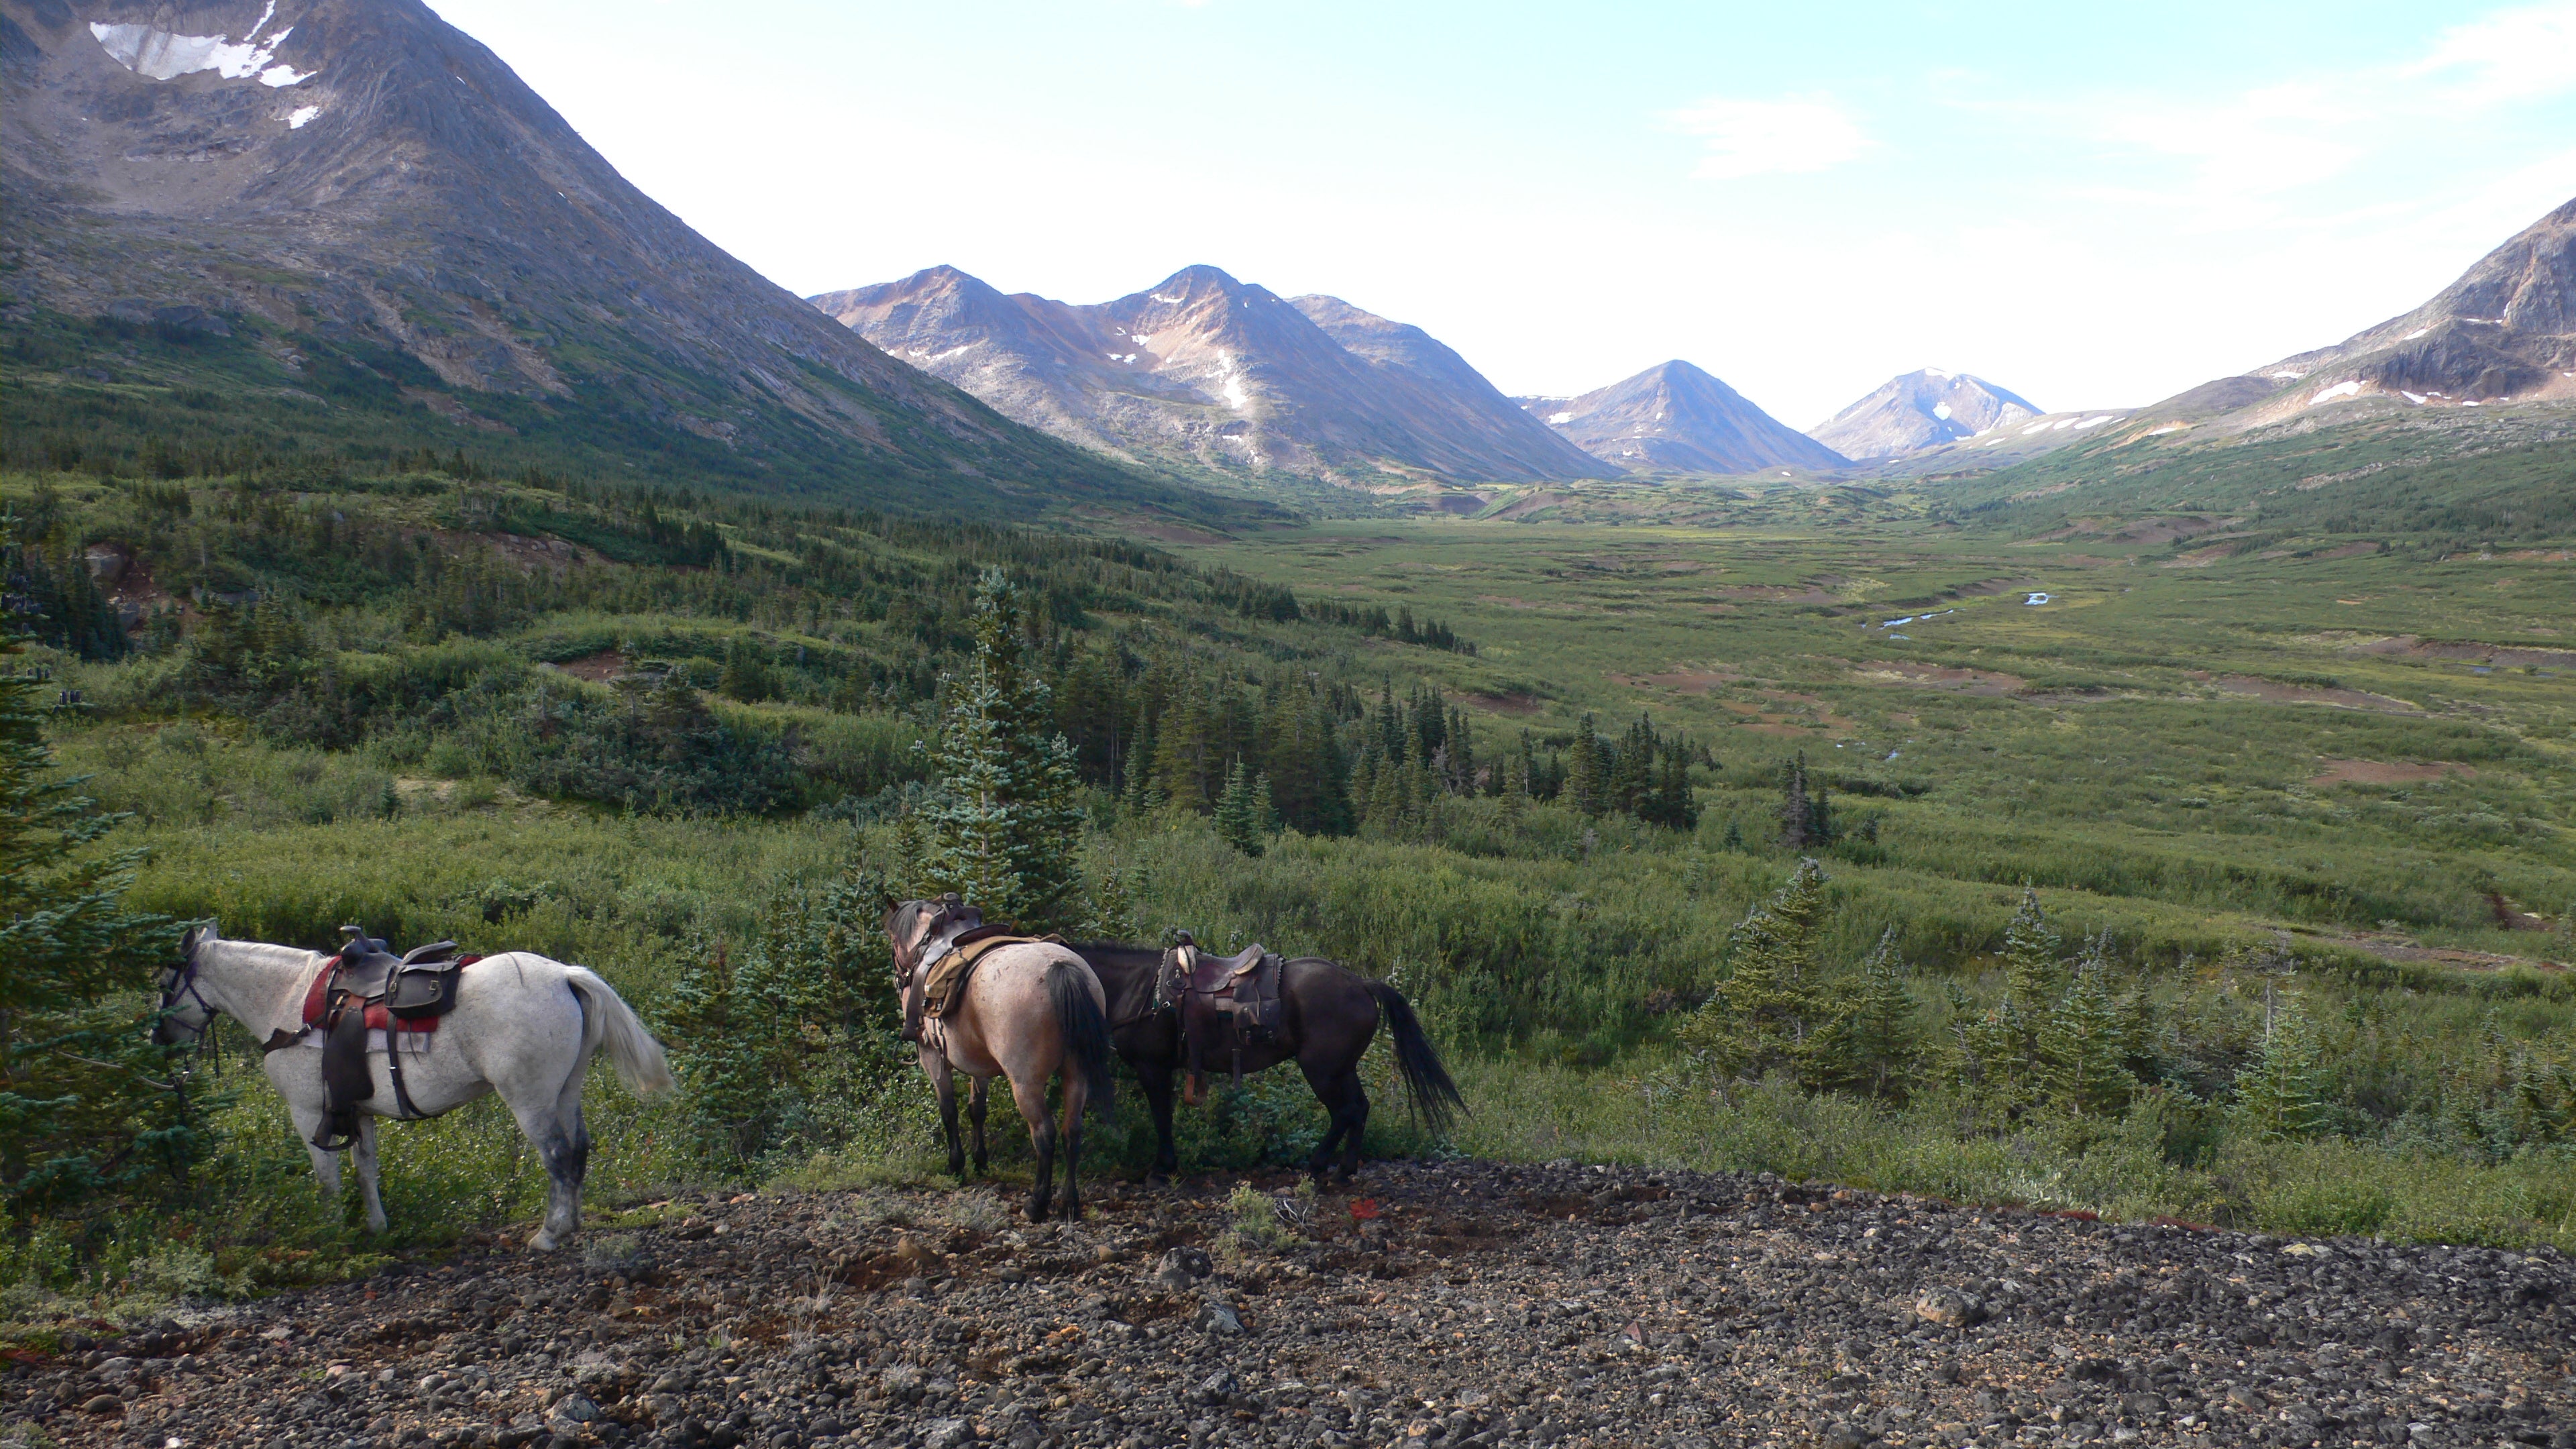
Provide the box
[299,954,484,1034]
[922,934,1059,1019]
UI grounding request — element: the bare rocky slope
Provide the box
[0,0,1185,515]
[1519,362,1849,476]
[2131,193,2576,435]
[810,267,1614,486]
[13,1159,2565,1449]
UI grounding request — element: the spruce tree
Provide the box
[914,569,1085,932]
[1681,858,1829,1084]
[1777,753,1812,849]
[1566,714,1607,818]
[1808,926,1917,1101]
[1214,757,1267,857]
[2043,957,2135,1118]
[2235,992,2328,1139]
[1,633,202,1217]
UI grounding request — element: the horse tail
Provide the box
[1049,959,1116,1120]
[1364,979,1466,1137]
[566,966,677,1097]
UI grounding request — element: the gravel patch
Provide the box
[7,1159,2569,1449]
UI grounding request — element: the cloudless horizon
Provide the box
[431,0,2576,429]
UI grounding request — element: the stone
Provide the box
[1914,1288,1979,1327]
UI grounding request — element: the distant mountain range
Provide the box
[0,0,1201,516]
[810,265,1617,484]
[1515,362,1849,475]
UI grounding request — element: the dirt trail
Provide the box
[6,1160,2569,1449]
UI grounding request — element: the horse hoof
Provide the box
[529,1231,561,1252]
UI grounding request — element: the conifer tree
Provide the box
[1807,926,1917,1101]
[2001,888,2066,1013]
[2043,956,2135,1118]
[1681,858,1829,1083]
[1214,756,1268,857]
[1566,714,1607,818]
[914,570,1085,932]
[1777,752,1813,848]
[2235,992,2328,1138]
[1,633,202,1216]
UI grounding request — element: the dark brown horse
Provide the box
[1067,941,1464,1183]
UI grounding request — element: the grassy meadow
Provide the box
[4,433,2575,1327]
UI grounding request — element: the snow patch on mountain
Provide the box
[90,3,313,87]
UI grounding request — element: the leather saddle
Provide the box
[305,926,472,1151]
[1159,932,1284,1096]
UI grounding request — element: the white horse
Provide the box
[154,922,675,1250]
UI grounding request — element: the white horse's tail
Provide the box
[566,967,676,1097]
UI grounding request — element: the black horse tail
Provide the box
[1365,979,1466,1137]
[1051,960,1116,1120]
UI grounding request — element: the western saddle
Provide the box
[269,926,475,1150]
[1159,931,1284,1095]
[901,896,1062,1042]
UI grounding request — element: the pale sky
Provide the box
[431,0,2576,429]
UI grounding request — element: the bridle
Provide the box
[158,951,219,1038]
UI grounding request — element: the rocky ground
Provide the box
[5,1159,2570,1449]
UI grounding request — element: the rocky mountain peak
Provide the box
[812,266,1617,483]
[1809,369,2044,462]
[1519,360,1848,475]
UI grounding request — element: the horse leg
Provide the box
[927,1050,966,1180]
[1057,1072,1087,1222]
[291,1101,347,1212]
[1010,1073,1059,1223]
[1135,1059,1179,1186]
[1297,1059,1351,1181]
[352,1116,389,1235]
[968,1076,991,1177]
[500,1090,590,1251]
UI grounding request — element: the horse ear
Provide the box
[182,920,211,955]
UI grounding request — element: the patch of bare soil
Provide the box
[2158,545,2238,569]
[10,1162,2569,1449]
[2205,676,2420,713]
[2309,759,2476,787]
[1849,664,2027,697]
[1610,672,1743,696]
[548,651,631,684]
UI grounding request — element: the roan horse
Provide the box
[884,897,1116,1222]
[1068,941,1464,1183]
[153,922,674,1250]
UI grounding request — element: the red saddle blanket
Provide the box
[301,955,482,1034]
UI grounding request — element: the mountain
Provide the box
[1809,369,2043,460]
[1516,361,1849,475]
[2142,195,2576,430]
[0,0,1203,517]
[810,266,1616,484]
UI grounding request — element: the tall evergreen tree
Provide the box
[1214,757,1269,857]
[1682,858,1829,1083]
[2042,957,2135,1118]
[913,570,1085,932]
[2235,992,2329,1139]
[1,633,202,1217]
[1808,926,1917,1101]
[1566,714,1607,818]
[1777,752,1813,849]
